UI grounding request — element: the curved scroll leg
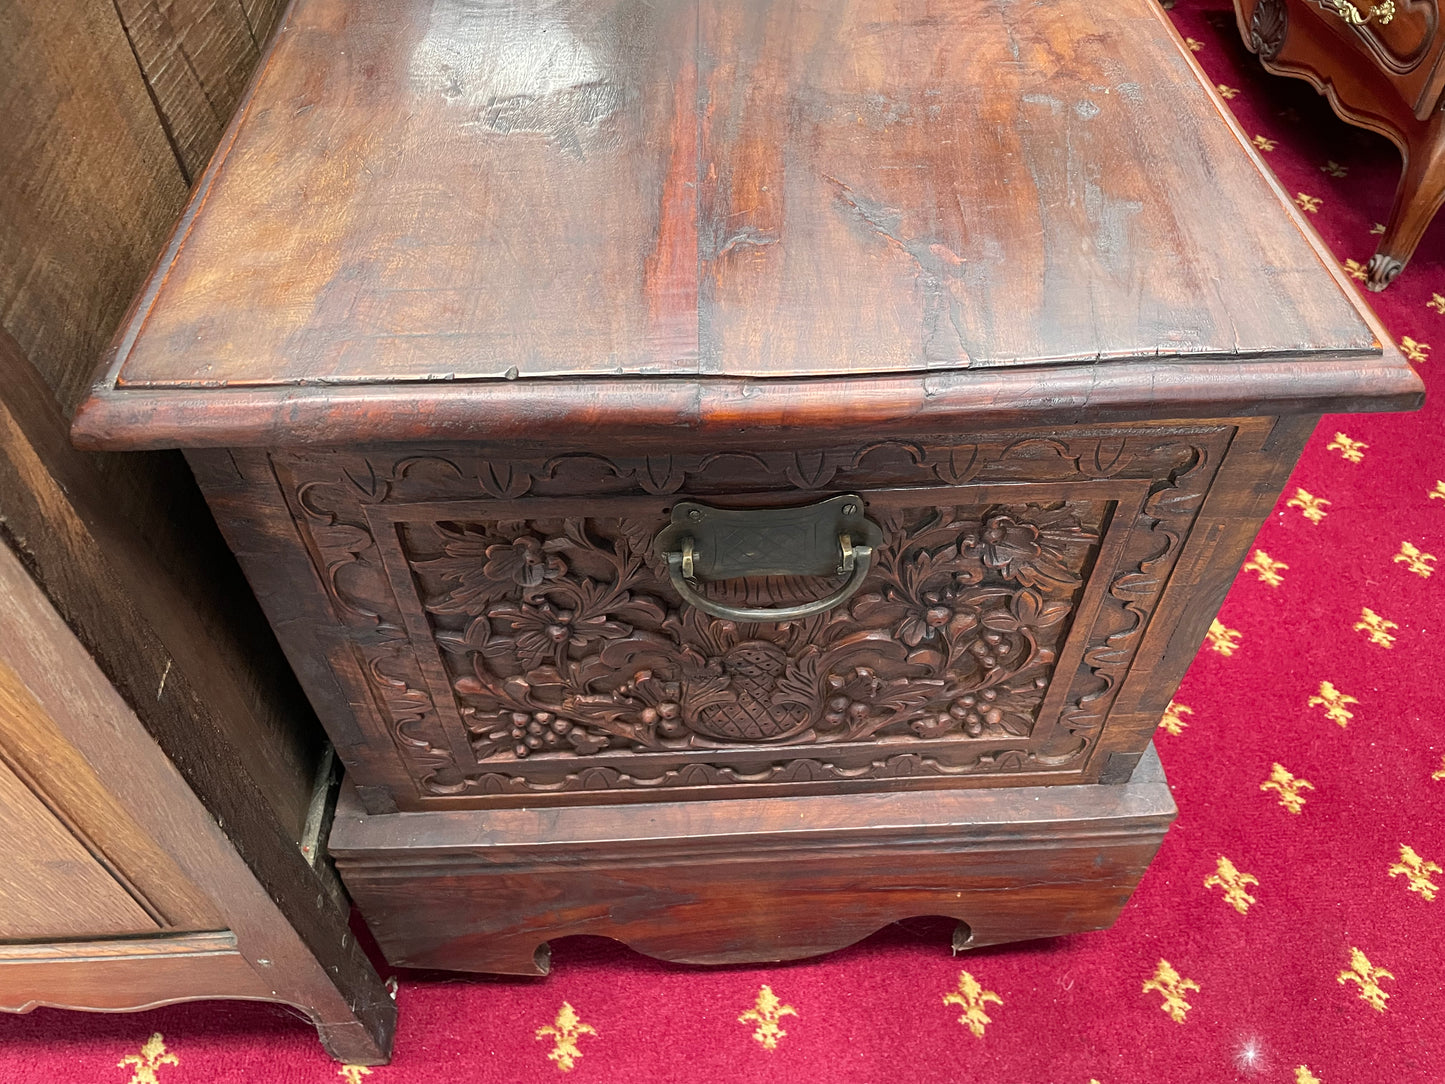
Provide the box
[1369,112,1445,292]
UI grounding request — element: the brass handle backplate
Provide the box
[1318,0,1394,25]
[654,494,884,622]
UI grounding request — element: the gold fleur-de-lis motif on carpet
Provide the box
[1186,36,1203,49]
[739,985,797,1050]
[1429,293,1445,314]
[1326,432,1367,462]
[1217,83,1241,98]
[1160,700,1193,736]
[1393,541,1437,577]
[1343,258,1369,281]
[1354,607,1399,647]
[1295,193,1322,213]
[1296,1067,1322,1084]
[338,1068,372,1084]
[1429,481,1445,501]
[1401,336,1431,363]
[1287,488,1330,523]
[1388,844,1441,901]
[1206,619,1241,656]
[1319,160,1348,177]
[536,1002,597,1072]
[118,1034,178,1084]
[1433,754,1445,781]
[1242,549,1287,586]
[1142,959,1199,1023]
[1371,221,1386,234]
[1261,763,1314,813]
[1204,855,1259,914]
[1337,947,1393,1011]
[1252,135,1277,152]
[942,971,1003,1038]
[1308,681,1358,727]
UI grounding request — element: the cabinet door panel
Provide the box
[0,759,159,940]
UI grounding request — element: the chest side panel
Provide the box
[196,425,1239,810]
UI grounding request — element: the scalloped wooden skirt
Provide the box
[330,745,1175,974]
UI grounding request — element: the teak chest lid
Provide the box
[74,0,1421,449]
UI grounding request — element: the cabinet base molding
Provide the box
[331,745,1175,975]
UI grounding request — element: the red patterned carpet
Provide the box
[4,3,1443,1081]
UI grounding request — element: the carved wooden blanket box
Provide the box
[74,0,1422,973]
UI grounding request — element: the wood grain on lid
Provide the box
[105,0,1380,394]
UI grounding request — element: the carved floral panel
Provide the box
[406,500,1100,766]
[272,428,1229,803]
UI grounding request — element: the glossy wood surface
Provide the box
[73,0,1424,453]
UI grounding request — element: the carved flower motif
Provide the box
[422,530,569,613]
[898,591,980,647]
[966,515,1045,577]
[961,507,1093,591]
[484,536,567,589]
[493,602,631,669]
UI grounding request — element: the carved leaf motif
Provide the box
[633,456,686,494]
[478,460,534,499]
[929,445,982,485]
[783,451,839,489]
[311,521,372,557]
[413,501,1101,768]
[344,462,388,500]
[1249,0,1287,59]
[772,654,821,710]
[1082,438,1131,478]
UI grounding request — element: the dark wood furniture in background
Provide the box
[0,334,394,1062]
[1236,0,1445,289]
[1,0,393,1063]
[75,0,1422,974]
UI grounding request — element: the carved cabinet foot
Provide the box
[1366,253,1405,292]
[1370,115,1445,291]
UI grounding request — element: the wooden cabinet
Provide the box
[1,0,391,1059]
[0,338,394,1064]
[1236,0,1445,288]
[74,0,1422,974]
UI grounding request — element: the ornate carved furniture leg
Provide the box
[1235,0,1445,290]
[1369,110,1445,289]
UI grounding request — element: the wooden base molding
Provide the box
[331,745,1175,975]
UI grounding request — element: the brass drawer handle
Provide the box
[654,494,884,622]
[1318,0,1395,25]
